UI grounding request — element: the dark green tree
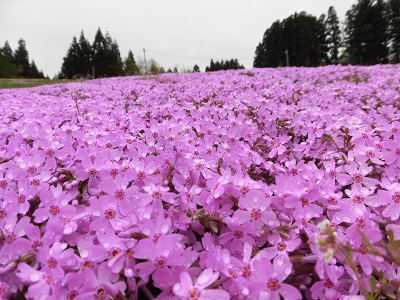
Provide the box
[123,50,139,75]
[61,36,80,78]
[193,64,200,72]
[344,0,388,65]
[92,29,124,78]
[317,14,329,65]
[254,12,326,67]
[325,6,342,64]
[29,60,44,78]
[14,39,31,77]
[77,31,93,77]
[254,21,283,67]
[205,58,244,71]
[0,41,19,78]
[387,0,400,62]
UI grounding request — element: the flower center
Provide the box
[110,168,118,177]
[188,288,200,299]
[301,197,309,207]
[356,217,365,228]
[49,205,60,216]
[393,192,400,203]
[353,173,363,183]
[155,256,166,268]
[328,197,338,205]
[48,257,57,268]
[0,180,7,189]
[27,166,36,174]
[250,208,261,220]
[240,186,249,195]
[115,189,125,200]
[233,230,244,239]
[277,242,287,251]
[242,264,251,278]
[267,278,281,291]
[105,209,116,219]
[324,279,334,288]
[88,168,97,177]
[18,194,26,203]
[353,195,364,204]
[46,149,54,156]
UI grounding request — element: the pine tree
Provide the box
[92,28,106,78]
[325,6,342,64]
[388,0,400,62]
[317,14,329,65]
[344,0,388,65]
[14,39,31,78]
[30,60,40,78]
[61,36,80,78]
[123,50,139,75]
[193,64,200,72]
[254,12,326,68]
[77,31,93,77]
[92,29,124,77]
[0,41,19,78]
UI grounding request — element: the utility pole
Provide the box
[143,48,147,75]
[285,49,289,67]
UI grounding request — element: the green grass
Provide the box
[0,78,86,89]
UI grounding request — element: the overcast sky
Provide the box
[0,0,357,77]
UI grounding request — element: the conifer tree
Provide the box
[344,0,388,65]
[388,0,400,62]
[0,41,19,78]
[325,6,342,64]
[77,31,93,77]
[123,50,139,75]
[14,39,31,78]
[30,60,40,78]
[92,29,124,77]
[254,12,326,67]
[61,36,80,78]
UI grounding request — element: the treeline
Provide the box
[60,28,136,79]
[205,58,245,72]
[254,0,400,67]
[0,40,45,78]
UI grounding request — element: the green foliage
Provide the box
[0,41,19,78]
[387,0,400,62]
[0,40,45,78]
[123,50,139,75]
[92,29,124,78]
[344,0,389,65]
[14,39,31,78]
[61,28,124,79]
[205,58,244,72]
[29,60,45,79]
[254,12,328,67]
[325,6,342,64]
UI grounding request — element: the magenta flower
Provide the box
[250,255,302,300]
[36,242,79,281]
[134,234,195,281]
[173,268,229,300]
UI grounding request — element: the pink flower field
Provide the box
[0,65,399,299]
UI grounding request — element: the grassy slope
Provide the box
[0,78,85,89]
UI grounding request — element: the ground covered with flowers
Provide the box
[0,65,399,299]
